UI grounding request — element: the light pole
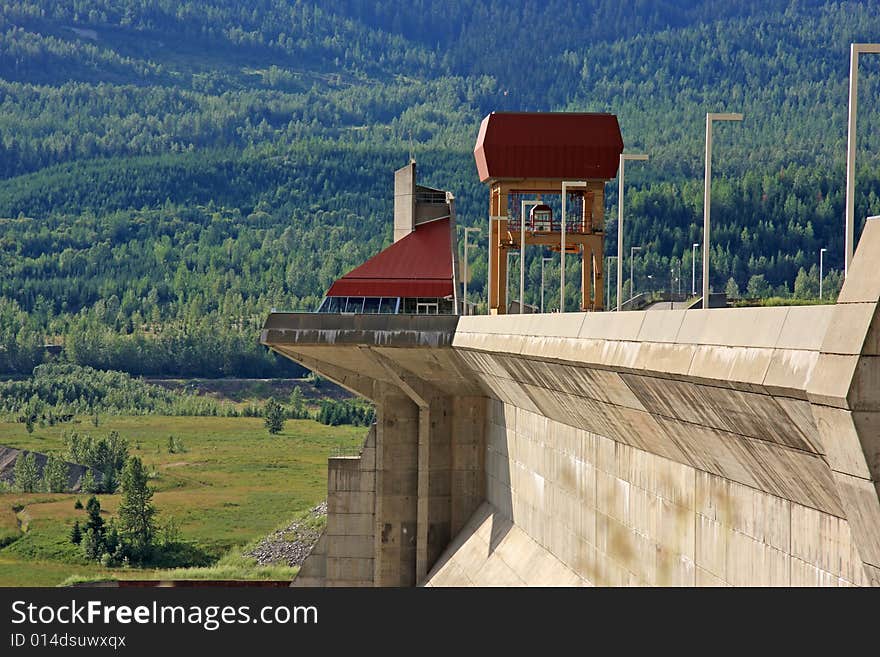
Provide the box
[560,180,588,312]
[703,112,744,309]
[541,256,554,313]
[692,243,699,296]
[617,153,649,311]
[520,199,540,314]
[606,256,617,310]
[506,251,519,313]
[819,247,827,300]
[629,245,642,306]
[460,226,480,315]
[845,44,880,277]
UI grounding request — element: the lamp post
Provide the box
[506,251,519,313]
[845,44,880,277]
[541,256,554,313]
[520,199,540,314]
[629,245,641,306]
[692,243,699,296]
[819,247,827,300]
[560,181,588,312]
[460,226,480,315]
[617,153,649,311]
[607,256,617,310]
[703,112,744,309]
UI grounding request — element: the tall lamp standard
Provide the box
[819,247,828,300]
[520,199,540,314]
[506,251,519,313]
[703,112,744,309]
[845,44,880,277]
[460,226,481,315]
[692,243,700,296]
[629,245,642,306]
[617,153,649,311]
[606,256,617,310]
[560,180,588,312]
[541,256,554,313]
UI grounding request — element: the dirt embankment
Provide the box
[143,378,351,404]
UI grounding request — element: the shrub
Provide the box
[264,400,285,435]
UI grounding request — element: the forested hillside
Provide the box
[1,1,879,376]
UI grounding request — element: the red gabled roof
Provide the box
[326,217,454,298]
[474,112,624,182]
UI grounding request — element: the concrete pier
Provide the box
[262,218,880,586]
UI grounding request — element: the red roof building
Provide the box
[318,162,459,315]
[326,216,454,299]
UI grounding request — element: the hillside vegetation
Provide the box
[1,1,880,375]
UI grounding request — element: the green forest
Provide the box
[1,1,880,376]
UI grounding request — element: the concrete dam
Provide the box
[261,218,880,587]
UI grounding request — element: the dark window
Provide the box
[363,297,381,313]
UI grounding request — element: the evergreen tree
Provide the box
[725,278,741,299]
[42,454,70,493]
[13,452,39,493]
[81,528,103,561]
[117,456,156,559]
[264,399,285,435]
[70,520,82,545]
[85,496,105,538]
[289,387,308,419]
[81,470,98,494]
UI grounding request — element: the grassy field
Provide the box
[0,415,365,586]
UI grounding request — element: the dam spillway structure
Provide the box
[262,113,880,587]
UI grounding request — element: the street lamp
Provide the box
[541,256,554,313]
[692,243,699,296]
[560,180,588,312]
[819,247,828,300]
[460,226,480,315]
[617,153,649,311]
[629,246,642,305]
[520,199,540,314]
[845,43,880,277]
[703,112,744,309]
[506,251,520,313]
[606,256,617,310]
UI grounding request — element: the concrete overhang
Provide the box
[260,313,482,398]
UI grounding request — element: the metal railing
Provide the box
[528,217,592,234]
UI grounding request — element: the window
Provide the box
[416,302,439,315]
[363,297,381,313]
[379,298,399,314]
[344,297,364,313]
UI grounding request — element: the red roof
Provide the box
[327,217,454,298]
[474,112,624,183]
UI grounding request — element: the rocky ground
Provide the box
[245,501,327,566]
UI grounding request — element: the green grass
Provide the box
[0,415,365,586]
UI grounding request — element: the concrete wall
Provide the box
[293,426,377,587]
[265,218,880,587]
[428,400,863,585]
